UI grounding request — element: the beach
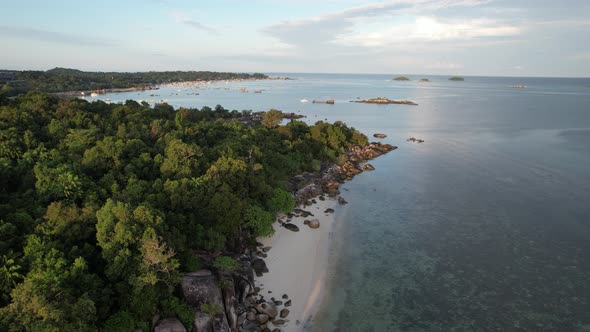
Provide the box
[255,198,341,331]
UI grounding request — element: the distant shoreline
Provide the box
[53,76,293,97]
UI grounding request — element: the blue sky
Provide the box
[1,0,589,77]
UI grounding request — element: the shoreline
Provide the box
[53,76,292,97]
[254,198,340,331]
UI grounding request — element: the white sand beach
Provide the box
[255,198,340,332]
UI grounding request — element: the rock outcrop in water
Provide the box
[351,98,417,106]
[290,142,396,204]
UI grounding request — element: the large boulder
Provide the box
[251,258,269,276]
[255,303,278,319]
[304,219,320,229]
[181,270,230,331]
[280,309,290,318]
[193,312,213,332]
[181,270,224,309]
[282,223,300,232]
[155,318,187,332]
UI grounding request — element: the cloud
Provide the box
[334,17,520,47]
[261,0,495,49]
[181,19,218,34]
[171,13,217,34]
[0,25,116,47]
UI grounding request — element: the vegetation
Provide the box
[0,68,268,97]
[262,109,283,129]
[448,76,465,81]
[0,92,367,331]
[392,76,410,81]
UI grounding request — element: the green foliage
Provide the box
[262,109,283,128]
[160,297,194,332]
[0,251,23,304]
[102,311,137,332]
[0,92,366,330]
[179,253,203,272]
[270,188,295,213]
[212,256,239,274]
[244,206,275,237]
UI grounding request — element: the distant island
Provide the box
[0,67,269,97]
[449,76,465,81]
[419,78,431,82]
[351,97,418,106]
[392,76,410,81]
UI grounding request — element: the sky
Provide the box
[1,0,589,77]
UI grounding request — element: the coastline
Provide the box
[53,76,291,97]
[254,198,340,331]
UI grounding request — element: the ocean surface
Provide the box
[99,74,590,331]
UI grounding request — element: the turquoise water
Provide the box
[100,74,590,331]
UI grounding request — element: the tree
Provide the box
[0,251,23,304]
[262,109,282,128]
[243,206,274,237]
[1,236,101,332]
[160,139,202,179]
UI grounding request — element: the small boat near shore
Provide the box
[300,99,309,103]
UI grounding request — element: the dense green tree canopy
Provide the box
[0,92,367,331]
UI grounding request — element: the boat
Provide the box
[90,92,99,97]
[511,85,527,88]
[300,99,309,103]
[254,90,263,93]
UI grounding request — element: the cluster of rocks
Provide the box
[407,137,425,143]
[153,246,289,332]
[290,142,397,205]
[289,142,396,205]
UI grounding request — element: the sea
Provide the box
[98,74,590,331]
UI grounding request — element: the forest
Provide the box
[0,68,268,97]
[0,92,367,331]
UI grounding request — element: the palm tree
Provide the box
[0,250,24,302]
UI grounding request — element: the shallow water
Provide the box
[99,74,590,331]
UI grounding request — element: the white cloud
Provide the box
[261,0,496,49]
[334,17,520,47]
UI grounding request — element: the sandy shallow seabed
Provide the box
[255,198,341,332]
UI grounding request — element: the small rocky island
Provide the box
[407,137,425,143]
[351,97,417,106]
[392,76,410,81]
[419,78,431,82]
[449,76,465,81]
